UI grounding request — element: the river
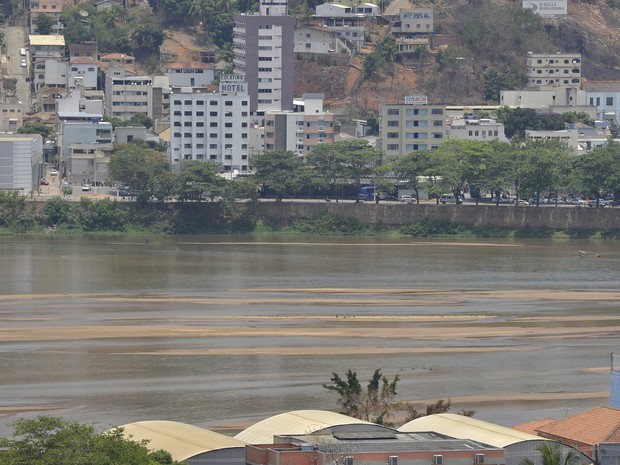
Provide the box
[0,235,619,437]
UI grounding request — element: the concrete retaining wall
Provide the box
[254,203,620,232]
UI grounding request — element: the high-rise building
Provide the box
[168,75,251,174]
[233,0,296,115]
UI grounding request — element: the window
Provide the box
[433,120,443,126]
[387,108,400,115]
[387,132,399,138]
[225,122,233,127]
[431,108,443,115]
[197,133,204,138]
[387,144,399,150]
[196,122,204,127]
[225,100,233,106]
[210,111,218,116]
[210,122,218,127]
[607,97,614,106]
[210,144,217,149]
[387,120,399,127]
[210,133,217,138]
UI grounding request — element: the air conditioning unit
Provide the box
[433,455,443,465]
[389,456,399,465]
[475,455,485,464]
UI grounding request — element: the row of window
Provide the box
[386,108,443,116]
[387,120,443,127]
[387,143,440,151]
[590,97,615,106]
[173,100,247,106]
[386,132,443,139]
[173,121,248,128]
[529,68,580,75]
[173,111,249,117]
[529,78,580,85]
[173,132,248,139]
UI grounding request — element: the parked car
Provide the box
[20,59,27,68]
[571,198,585,206]
[399,195,414,203]
[440,193,457,204]
[50,169,59,176]
[81,184,92,192]
[514,198,530,205]
[40,179,49,185]
[378,194,399,202]
[588,199,607,207]
[19,48,26,56]
[548,198,565,204]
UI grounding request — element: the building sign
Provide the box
[522,0,567,17]
[219,74,247,94]
[405,95,428,105]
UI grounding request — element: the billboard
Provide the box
[405,95,428,105]
[219,74,247,94]
[523,0,567,17]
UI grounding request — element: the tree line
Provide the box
[106,138,620,207]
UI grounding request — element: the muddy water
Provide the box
[0,235,619,436]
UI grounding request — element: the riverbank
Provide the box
[2,197,620,237]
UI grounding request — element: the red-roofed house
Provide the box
[522,406,620,460]
[68,56,99,89]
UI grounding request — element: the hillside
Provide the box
[157,0,620,115]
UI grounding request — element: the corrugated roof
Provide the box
[119,420,246,462]
[398,413,542,448]
[234,410,374,444]
[29,35,65,46]
[534,406,620,446]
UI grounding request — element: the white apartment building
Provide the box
[0,134,44,194]
[380,101,446,157]
[168,75,251,174]
[104,67,152,121]
[264,93,335,158]
[584,81,620,124]
[294,26,354,55]
[29,34,65,61]
[446,117,506,141]
[526,52,581,88]
[233,0,296,115]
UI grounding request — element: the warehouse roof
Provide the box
[398,413,541,448]
[234,410,375,444]
[119,420,246,462]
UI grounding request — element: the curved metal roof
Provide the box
[234,409,375,444]
[398,413,542,448]
[119,420,246,462]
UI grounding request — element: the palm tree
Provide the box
[189,0,210,33]
[520,442,584,465]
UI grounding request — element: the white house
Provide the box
[68,57,99,89]
[33,58,67,91]
[294,26,354,55]
[445,117,506,141]
[165,61,215,88]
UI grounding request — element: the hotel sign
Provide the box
[219,74,247,94]
[523,0,567,17]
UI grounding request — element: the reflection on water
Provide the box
[0,236,619,435]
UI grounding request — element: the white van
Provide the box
[440,193,457,204]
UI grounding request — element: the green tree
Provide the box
[306,144,349,200]
[128,113,154,129]
[365,111,380,136]
[17,123,56,140]
[132,21,166,59]
[0,416,185,465]
[520,442,584,465]
[323,369,399,425]
[496,107,565,139]
[391,150,433,204]
[251,150,307,201]
[36,13,54,34]
[476,140,513,205]
[513,139,572,205]
[483,66,521,102]
[176,160,225,202]
[571,141,620,204]
[108,141,172,204]
[332,140,383,201]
